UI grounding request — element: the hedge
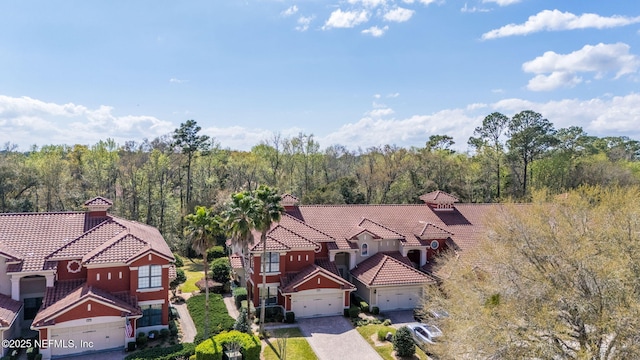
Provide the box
[124,343,196,360]
[233,287,248,308]
[195,330,261,360]
[206,246,227,262]
[187,294,235,344]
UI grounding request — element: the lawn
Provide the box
[356,324,430,360]
[263,327,318,360]
[180,258,204,293]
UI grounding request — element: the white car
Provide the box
[406,322,443,348]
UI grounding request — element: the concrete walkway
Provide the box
[297,316,383,360]
[174,302,197,343]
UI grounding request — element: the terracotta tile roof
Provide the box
[0,212,87,272]
[84,234,149,264]
[230,254,244,269]
[280,263,355,293]
[351,252,437,287]
[33,280,140,327]
[280,194,299,206]
[0,294,22,327]
[249,236,290,252]
[347,218,405,240]
[290,203,495,254]
[413,222,453,240]
[0,207,173,273]
[84,197,113,207]
[419,191,459,204]
[279,214,335,242]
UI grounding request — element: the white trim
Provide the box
[127,250,174,265]
[44,316,123,329]
[138,299,165,306]
[258,271,281,276]
[39,298,132,324]
[256,282,280,288]
[84,263,128,269]
[136,287,163,293]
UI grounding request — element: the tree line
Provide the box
[1,111,639,251]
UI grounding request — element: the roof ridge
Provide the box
[360,218,405,238]
[0,211,85,217]
[370,253,388,283]
[46,218,125,259]
[83,232,148,263]
[272,225,321,250]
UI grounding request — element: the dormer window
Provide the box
[361,243,368,256]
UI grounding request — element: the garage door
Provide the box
[377,288,420,311]
[291,292,343,318]
[50,321,125,357]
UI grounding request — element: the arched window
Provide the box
[361,243,369,256]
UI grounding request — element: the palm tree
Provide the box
[184,206,221,340]
[224,185,283,335]
[253,186,284,335]
[223,190,257,327]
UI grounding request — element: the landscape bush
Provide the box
[206,246,226,262]
[393,326,416,357]
[371,306,380,315]
[285,311,295,324]
[348,304,360,318]
[233,287,247,308]
[234,308,251,333]
[136,332,148,347]
[195,331,261,360]
[187,294,235,344]
[359,300,369,313]
[377,326,396,342]
[173,253,184,267]
[124,343,196,360]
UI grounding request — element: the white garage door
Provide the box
[50,321,125,357]
[291,292,343,318]
[377,288,420,311]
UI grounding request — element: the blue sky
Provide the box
[1,0,639,152]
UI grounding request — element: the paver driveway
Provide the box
[297,316,383,360]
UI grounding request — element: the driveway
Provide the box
[50,349,126,360]
[384,310,415,328]
[297,316,382,360]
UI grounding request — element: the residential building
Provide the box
[230,191,493,318]
[0,197,174,359]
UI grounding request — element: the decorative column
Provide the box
[420,249,427,267]
[10,276,19,301]
[45,273,55,287]
[349,252,357,270]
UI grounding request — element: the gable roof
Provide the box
[32,280,140,327]
[351,252,437,287]
[0,294,22,328]
[0,206,173,273]
[280,262,355,293]
[84,197,113,207]
[347,218,405,241]
[419,191,459,204]
[413,222,453,240]
[280,194,299,206]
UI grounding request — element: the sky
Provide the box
[1,0,639,152]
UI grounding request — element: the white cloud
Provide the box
[367,108,395,117]
[323,9,370,29]
[522,43,640,91]
[402,0,415,3]
[348,0,388,7]
[483,10,640,39]
[383,7,415,22]
[482,0,521,6]
[281,5,298,17]
[0,95,174,150]
[170,78,187,84]
[296,15,315,32]
[461,3,490,13]
[387,92,400,98]
[417,0,436,5]
[362,25,389,37]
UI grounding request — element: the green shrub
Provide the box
[34,355,42,360]
[173,253,184,267]
[343,308,350,317]
[233,287,248,308]
[285,311,295,324]
[234,308,251,333]
[26,347,38,360]
[125,343,196,360]
[359,301,369,313]
[371,306,380,315]
[206,246,227,262]
[127,341,136,352]
[348,305,360,318]
[169,320,179,336]
[382,319,392,326]
[160,328,170,340]
[136,332,148,347]
[377,326,395,342]
[393,326,416,357]
[216,330,261,360]
[149,330,160,340]
[210,257,231,284]
[187,294,235,344]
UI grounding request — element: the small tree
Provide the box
[393,326,415,357]
[210,257,231,284]
[170,268,187,298]
[234,308,251,333]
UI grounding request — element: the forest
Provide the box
[1,111,639,253]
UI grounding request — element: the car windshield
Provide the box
[416,327,428,337]
[424,325,440,334]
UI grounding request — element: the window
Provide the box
[430,240,440,250]
[24,297,43,320]
[138,265,162,289]
[361,243,368,256]
[263,252,279,273]
[138,304,163,327]
[259,286,278,305]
